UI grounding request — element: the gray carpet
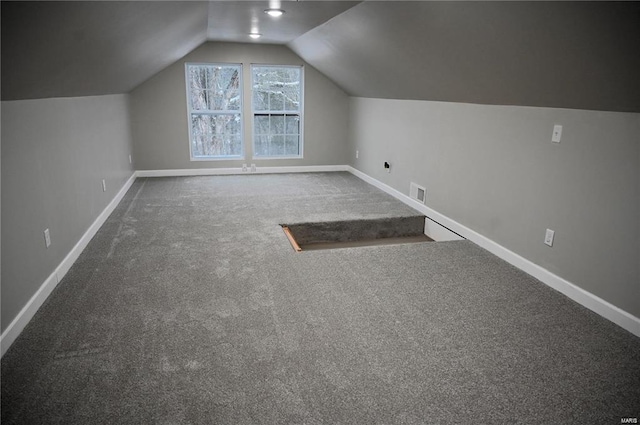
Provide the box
[2,172,639,424]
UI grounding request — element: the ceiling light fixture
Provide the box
[249,33,262,39]
[264,9,284,17]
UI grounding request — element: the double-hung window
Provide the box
[186,63,243,159]
[252,65,303,158]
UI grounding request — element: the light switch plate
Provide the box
[44,228,51,248]
[552,125,562,143]
[544,229,555,246]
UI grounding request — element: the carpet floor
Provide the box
[2,172,639,424]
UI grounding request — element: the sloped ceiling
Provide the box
[1,1,359,100]
[290,1,640,112]
[1,1,209,100]
[2,1,639,112]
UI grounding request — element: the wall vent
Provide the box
[409,182,426,204]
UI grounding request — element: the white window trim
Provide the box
[185,62,245,161]
[251,64,304,160]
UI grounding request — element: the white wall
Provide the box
[1,94,134,333]
[130,42,350,170]
[349,97,640,318]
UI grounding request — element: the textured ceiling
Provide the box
[2,1,639,112]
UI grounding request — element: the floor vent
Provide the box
[410,182,426,203]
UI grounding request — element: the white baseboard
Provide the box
[347,166,640,338]
[136,165,349,178]
[0,173,137,357]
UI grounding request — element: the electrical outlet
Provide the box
[251,164,256,172]
[356,150,359,159]
[102,179,107,192]
[552,125,562,143]
[242,164,248,172]
[544,229,555,247]
[44,228,51,248]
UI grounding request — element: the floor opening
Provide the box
[281,216,433,252]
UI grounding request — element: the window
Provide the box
[186,63,243,160]
[252,65,303,158]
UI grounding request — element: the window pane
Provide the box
[254,115,269,135]
[253,90,268,111]
[252,65,302,157]
[270,135,285,156]
[285,115,299,135]
[271,115,285,135]
[230,135,242,156]
[269,92,285,111]
[191,115,215,156]
[191,115,212,156]
[255,135,268,157]
[285,136,299,156]
[284,89,299,111]
[225,115,241,136]
[189,89,205,110]
[203,67,216,90]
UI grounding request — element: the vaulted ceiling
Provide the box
[1,1,359,100]
[2,1,639,112]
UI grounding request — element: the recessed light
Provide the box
[249,33,262,39]
[264,9,284,17]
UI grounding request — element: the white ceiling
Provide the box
[206,1,359,44]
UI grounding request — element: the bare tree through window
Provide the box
[186,64,243,158]
[252,66,303,158]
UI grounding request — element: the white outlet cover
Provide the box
[544,229,555,246]
[552,125,562,143]
[44,228,51,248]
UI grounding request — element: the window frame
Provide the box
[251,64,304,160]
[185,62,244,161]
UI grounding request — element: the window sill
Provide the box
[190,156,244,162]
[252,155,303,160]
